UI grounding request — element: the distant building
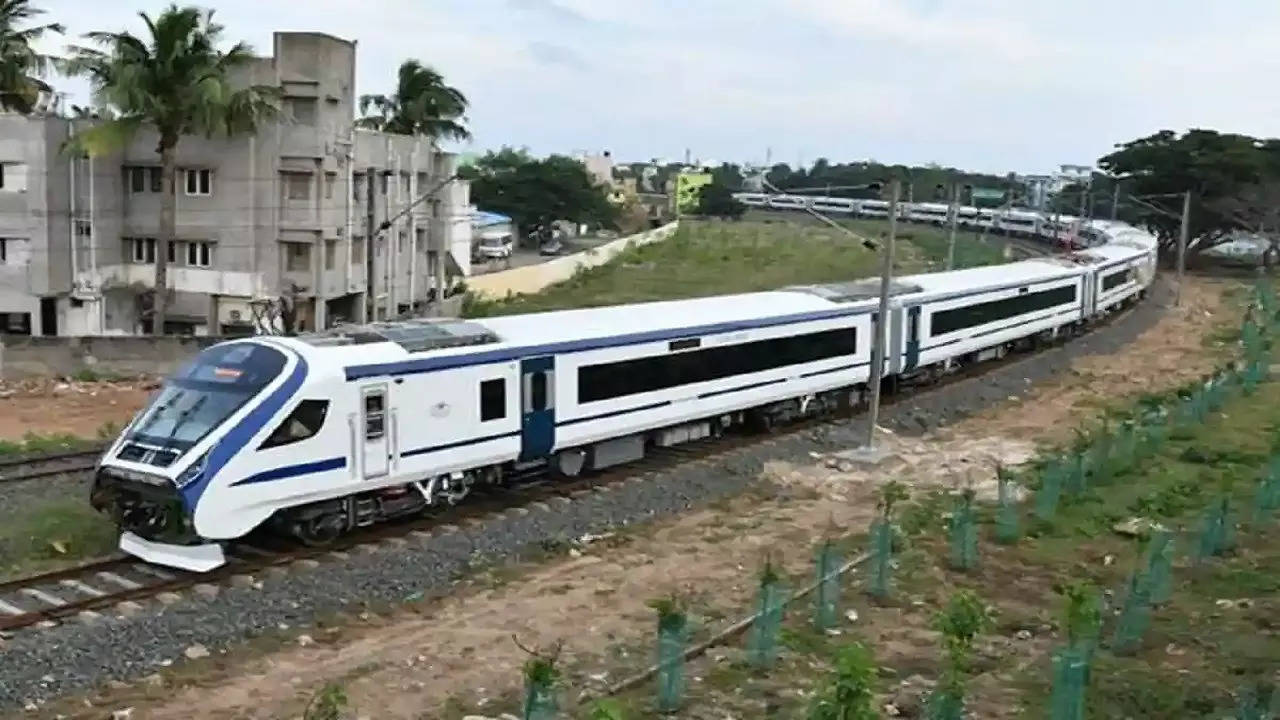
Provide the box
[1018,164,1095,209]
[580,150,614,187]
[0,32,472,337]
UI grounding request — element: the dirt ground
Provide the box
[45,277,1240,720]
[0,379,155,443]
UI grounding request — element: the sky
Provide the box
[31,0,1280,175]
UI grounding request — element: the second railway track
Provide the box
[0,448,104,484]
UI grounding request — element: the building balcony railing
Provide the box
[83,263,268,298]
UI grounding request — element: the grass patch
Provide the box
[0,499,118,581]
[0,430,101,456]
[463,218,1004,317]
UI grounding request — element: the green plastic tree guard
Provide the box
[1111,570,1152,655]
[995,477,1020,545]
[1035,461,1064,521]
[866,518,894,599]
[813,541,841,631]
[655,612,687,713]
[1143,529,1175,606]
[1048,645,1089,720]
[948,495,979,571]
[748,579,787,669]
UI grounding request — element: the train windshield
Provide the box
[128,343,287,454]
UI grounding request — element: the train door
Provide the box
[519,356,556,461]
[360,384,390,479]
[904,305,921,371]
[1082,273,1096,318]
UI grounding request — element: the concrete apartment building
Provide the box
[0,31,472,337]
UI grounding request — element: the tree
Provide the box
[695,181,745,219]
[356,59,469,142]
[65,4,280,334]
[1098,129,1280,256]
[1213,181,1280,268]
[466,148,617,238]
[0,0,62,113]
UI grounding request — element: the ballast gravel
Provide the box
[0,285,1171,710]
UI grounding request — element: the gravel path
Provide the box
[0,285,1171,711]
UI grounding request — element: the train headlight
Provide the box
[174,450,210,489]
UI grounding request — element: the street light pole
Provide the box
[1176,190,1191,307]
[863,178,900,451]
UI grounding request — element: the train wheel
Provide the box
[295,513,345,547]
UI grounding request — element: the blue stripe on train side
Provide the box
[230,457,346,487]
[180,343,308,512]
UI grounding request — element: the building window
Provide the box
[379,172,388,195]
[325,239,337,270]
[150,167,163,193]
[351,236,364,264]
[126,237,155,263]
[0,238,21,265]
[286,97,317,125]
[185,241,212,268]
[284,242,311,272]
[284,173,311,201]
[324,172,336,200]
[416,171,428,189]
[127,166,145,193]
[74,220,92,237]
[353,174,365,201]
[184,169,212,196]
[479,379,505,421]
[415,227,426,253]
[400,171,411,200]
[0,163,28,192]
[398,231,406,254]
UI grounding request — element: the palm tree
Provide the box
[357,59,470,142]
[0,0,63,114]
[64,4,279,334]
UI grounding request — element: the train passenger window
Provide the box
[480,378,506,421]
[530,372,547,411]
[930,285,1077,336]
[260,399,329,449]
[577,327,856,404]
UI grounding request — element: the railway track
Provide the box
[0,288,1152,635]
[0,448,104,484]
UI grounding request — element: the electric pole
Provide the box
[365,167,377,322]
[945,181,959,271]
[863,177,900,452]
[1176,190,1191,307]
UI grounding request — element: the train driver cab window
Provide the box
[260,399,329,449]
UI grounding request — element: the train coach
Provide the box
[92,220,1157,571]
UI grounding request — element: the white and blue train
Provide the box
[734,191,1105,249]
[92,214,1159,571]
